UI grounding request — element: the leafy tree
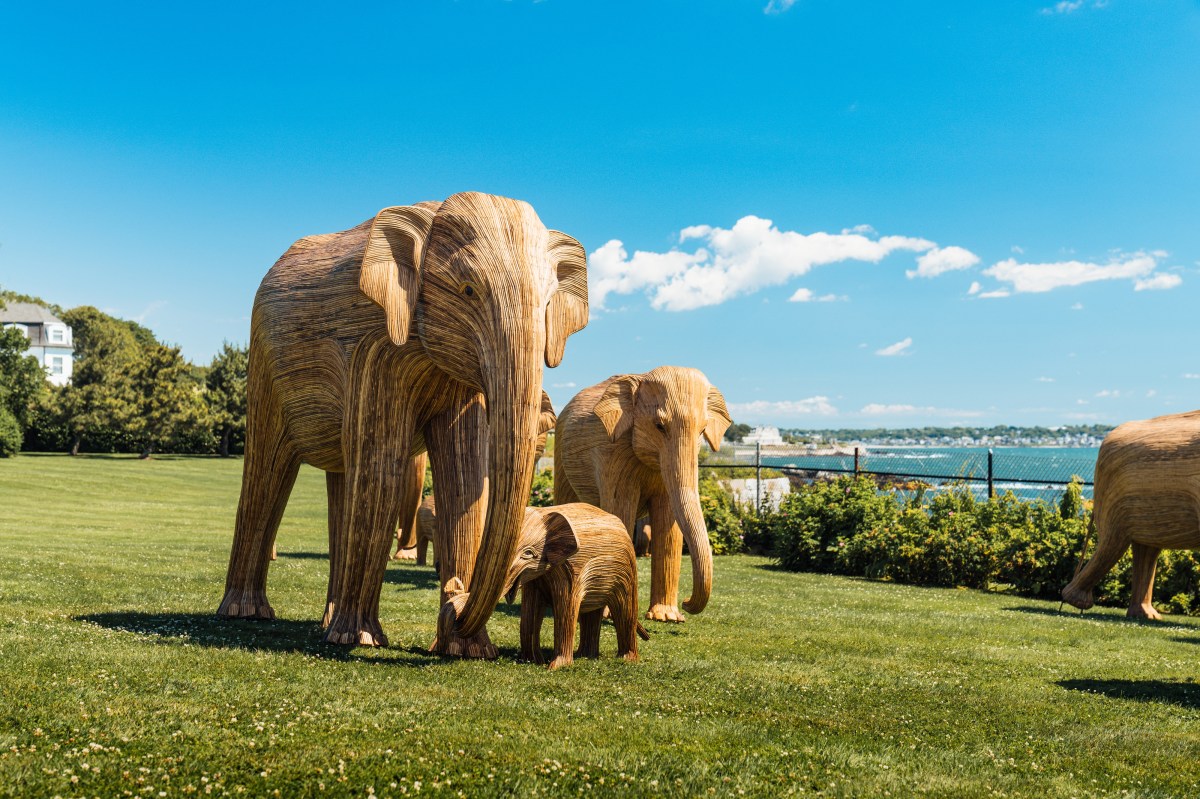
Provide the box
[205,342,248,457]
[129,343,209,458]
[57,307,142,455]
[0,324,47,432]
[725,422,752,443]
[0,406,21,457]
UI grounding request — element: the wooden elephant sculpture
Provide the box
[500,503,649,670]
[392,453,429,561]
[217,192,589,657]
[1063,411,1200,619]
[395,493,436,565]
[554,366,730,622]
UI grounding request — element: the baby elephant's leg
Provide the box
[576,609,603,659]
[548,594,580,671]
[519,585,547,664]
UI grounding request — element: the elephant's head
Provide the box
[502,508,581,604]
[359,192,588,637]
[593,366,730,614]
[535,390,556,462]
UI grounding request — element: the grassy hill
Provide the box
[1,455,1198,797]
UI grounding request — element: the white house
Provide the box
[743,425,784,446]
[0,302,75,386]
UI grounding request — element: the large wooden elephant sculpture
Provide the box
[1062,411,1200,619]
[554,366,730,622]
[217,192,589,657]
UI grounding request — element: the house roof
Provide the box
[0,302,66,326]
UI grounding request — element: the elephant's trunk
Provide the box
[454,355,542,638]
[666,439,713,615]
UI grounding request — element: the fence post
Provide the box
[854,446,860,478]
[755,442,762,514]
[987,448,994,499]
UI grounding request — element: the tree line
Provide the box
[0,289,247,458]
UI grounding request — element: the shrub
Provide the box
[529,468,554,507]
[773,476,898,572]
[699,473,747,554]
[0,406,20,457]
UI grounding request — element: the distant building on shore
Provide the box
[743,425,784,446]
[0,302,74,386]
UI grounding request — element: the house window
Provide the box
[50,356,64,375]
[49,326,65,343]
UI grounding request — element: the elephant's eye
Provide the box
[654,421,666,432]
[460,282,481,298]
[522,548,536,560]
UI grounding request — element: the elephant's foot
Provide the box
[322,610,388,647]
[622,651,639,663]
[1061,583,1094,612]
[645,603,686,623]
[547,653,574,671]
[392,546,418,561]
[519,645,545,665]
[217,587,275,620]
[1127,602,1163,621]
[431,627,498,659]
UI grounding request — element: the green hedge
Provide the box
[698,474,1200,616]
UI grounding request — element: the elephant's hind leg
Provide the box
[519,584,547,664]
[218,415,299,621]
[576,609,602,659]
[393,453,427,560]
[1127,542,1163,620]
[1062,510,1129,611]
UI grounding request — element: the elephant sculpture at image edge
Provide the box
[217,191,588,658]
[1062,410,1200,619]
[553,366,731,622]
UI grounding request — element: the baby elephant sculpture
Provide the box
[505,503,649,669]
[1063,411,1200,619]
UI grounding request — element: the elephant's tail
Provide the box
[636,622,650,641]
[1071,513,1096,580]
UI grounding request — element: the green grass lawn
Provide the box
[1,454,1199,798]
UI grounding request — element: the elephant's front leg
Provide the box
[646,491,686,623]
[323,376,411,647]
[426,391,498,659]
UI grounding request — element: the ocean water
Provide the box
[754,446,1100,502]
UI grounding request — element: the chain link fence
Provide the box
[703,443,1096,505]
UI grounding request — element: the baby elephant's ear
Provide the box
[541,510,581,566]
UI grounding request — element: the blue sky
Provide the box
[1,1,1198,428]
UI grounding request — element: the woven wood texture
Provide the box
[502,504,648,670]
[554,366,730,622]
[392,453,428,561]
[1062,410,1200,619]
[216,192,588,656]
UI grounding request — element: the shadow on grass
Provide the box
[75,612,443,667]
[383,564,440,591]
[275,551,328,560]
[1059,678,1200,709]
[1003,605,1163,625]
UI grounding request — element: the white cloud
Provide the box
[978,290,1010,299]
[551,382,576,389]
[728,397,838,417]
[1036,377,1055,383]
[1147,389,1158,398]
[1135,273,1183,291]
[968,281,981,295]
[906,245,980,279]
[859,403,985,419]
[788,288,839,303]
[589,215,945,311]
[875,337,912,357]
[1042,0,1083,13]
[1095,389,1120,398]
[982,251,1179,294]
[1071,302,1084,310]
[1183,374,1200,380]
[763,0,797,13]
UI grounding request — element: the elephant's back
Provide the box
[1094,411,1200,548]
[248,218,388,466]
[553,381,613,502]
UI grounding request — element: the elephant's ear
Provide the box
[593,375,639,442]
[537,390,557,437]
[703,385,732,452]
[541,510,581,567]
[545,231,589,368]
[360,205,437,346]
